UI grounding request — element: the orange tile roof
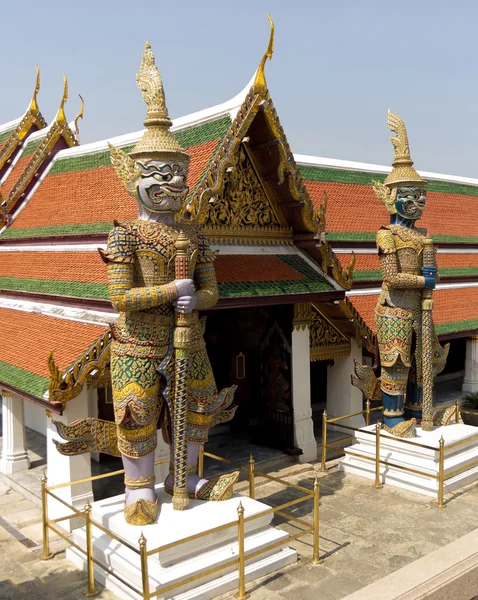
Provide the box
[349,287,478,333]
[0,308,106,376]
[0,156,31,198]
[338,252,478,272]
[305,180,478,240]
[10,139,220,232]
[0,251,107,283]
[215,255,306,283]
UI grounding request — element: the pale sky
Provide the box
[1,0,477,177]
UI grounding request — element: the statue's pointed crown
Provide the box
[384,109,426,188]
[129,42,189,164]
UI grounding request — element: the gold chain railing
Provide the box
[320,399,478,509]
[41,453,323,598]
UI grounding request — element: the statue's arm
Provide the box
[193,234,219,310]
[99,227,177,312]
[377,229,425,289]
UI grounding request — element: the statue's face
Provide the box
[135,160,189,213]
[394,186,427,220]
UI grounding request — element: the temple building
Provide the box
[1,48,477,510]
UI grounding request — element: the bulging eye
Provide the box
[162,174,172,182]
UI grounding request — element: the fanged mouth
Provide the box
[147,184,185,200]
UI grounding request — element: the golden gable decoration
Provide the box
[310,304,350,361]
[203,145,291,244]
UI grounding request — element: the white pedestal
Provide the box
[340,423,478,497]
[66,485,297,600]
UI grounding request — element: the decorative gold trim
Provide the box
[48,330,112,408]
[124,474,156,489]
[0,65,47,174]
[73,94,84,143]
[319,241,355,290]
[253,14,274,96]
[1,77,80,226]
[293,302,313,331]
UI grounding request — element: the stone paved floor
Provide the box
[0,481,115,600]
[2,457,478,599]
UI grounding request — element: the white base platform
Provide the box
[66,485,297,600]
[340,423,478,497]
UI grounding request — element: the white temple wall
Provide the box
[23,400,47,436]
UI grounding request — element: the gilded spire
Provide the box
[28,65,41,115]
[128,41,189,163]
[73,94,84,142]
[55,74,69,126]
[253,14,275,95]
[384,109,425,188]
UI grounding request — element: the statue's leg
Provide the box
[123,450,156,504]
[381,362,409,428]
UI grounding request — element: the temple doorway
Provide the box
[204,305,295,452]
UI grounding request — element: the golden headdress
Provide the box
[129,41,189,164]
[373,109,426,214]
[384,109,425,188]
[109,42,189,190]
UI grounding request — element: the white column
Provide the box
[327,341,366,429]
[291,307,317,463]
[0,391,30,474]
[47,387,93,531]
[463,336,478,393]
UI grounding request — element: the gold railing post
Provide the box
[198,443,205,479]
[365,399,371,427]
[321,409,327,472]
[40,472,53,560]
[374,422,382,489]
[312,476,321,564]
[83,501,98,597]
[455,400,460,424]
[236,502,249,599]
[436,436,446,509]
[248,454,255,499]
[140,532,150,600]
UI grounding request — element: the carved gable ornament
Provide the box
[203,145,292,244]
[310,304,350,361]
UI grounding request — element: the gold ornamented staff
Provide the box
[421,237,435,431]
[173,230,194,510]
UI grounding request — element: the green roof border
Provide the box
[300,166,478,197]
[0,360,49,398]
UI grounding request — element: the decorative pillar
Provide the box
[327,341,366,429]
[463,336,478,393]
[291,303,317,463]
[0,391,30,474]
[46,387,93,531]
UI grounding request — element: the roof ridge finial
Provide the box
[73,94,85,143]
[253,14,275,95]
[28,65,41,115]
[55,74,69,126]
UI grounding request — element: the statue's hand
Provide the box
[422,265,436,289]
[174,294,198,314]
[421,266,437,278]
[174,279,195,297]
